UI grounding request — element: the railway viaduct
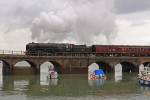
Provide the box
[1,53,150,75]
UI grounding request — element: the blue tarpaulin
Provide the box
[95,69,105,76]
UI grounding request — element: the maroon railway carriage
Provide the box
[92,45,150,57]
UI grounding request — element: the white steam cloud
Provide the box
[31,0,117,44]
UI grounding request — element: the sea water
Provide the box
[0,73,150,100]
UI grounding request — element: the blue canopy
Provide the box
[95,69,105,76]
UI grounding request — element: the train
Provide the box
[25,42,150,57]
[26,42,92,56]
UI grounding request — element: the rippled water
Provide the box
[0,73,150,100]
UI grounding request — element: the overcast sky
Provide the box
[0,0,150,51]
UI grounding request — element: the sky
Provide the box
[0,0,150,51]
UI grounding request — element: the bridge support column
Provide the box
[3,63,13,75]
[36,63,41,74]
[10,64,14,75]
[108,62,120,73]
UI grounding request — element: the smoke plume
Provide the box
[31,0,117,44]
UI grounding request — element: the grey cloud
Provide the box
[0,0,117,45]
[31,0,117,44]
[0,0,51,31]
[114,0,150,14]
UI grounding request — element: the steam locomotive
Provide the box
[26,42,92,56]
[26,42,150,57]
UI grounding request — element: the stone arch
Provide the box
[13,60,37,75]
[0,60,12,75]
[95,61,112,73]
[120,61,138,72]
[40,60,62,74]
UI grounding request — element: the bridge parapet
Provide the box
[0,50,25,55]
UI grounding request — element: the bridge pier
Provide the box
[35,63,40,74]
[2,62,12,75]
[1,55,150,75]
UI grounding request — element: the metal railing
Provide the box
[0,50,25,55]
[0,50,94,57]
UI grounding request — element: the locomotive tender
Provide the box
[26,42,150,57]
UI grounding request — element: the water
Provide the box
[0,73,150,100]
